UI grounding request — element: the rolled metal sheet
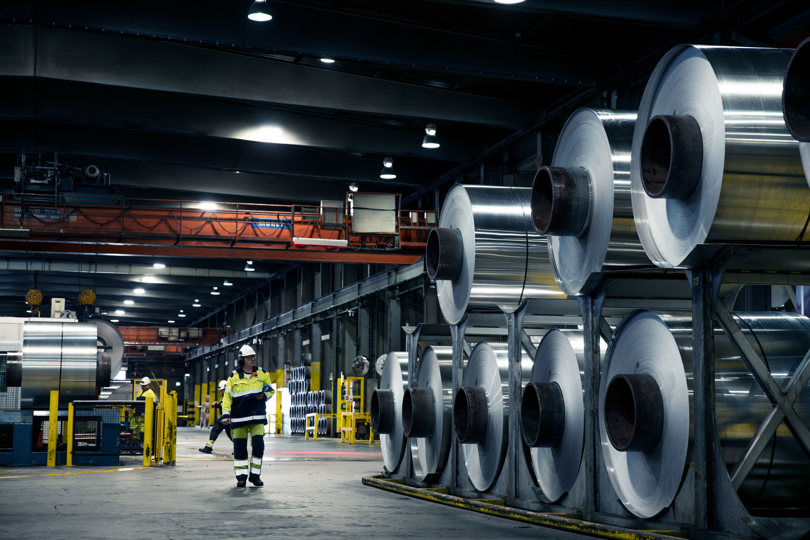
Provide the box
[599,311,691,519]
[456,342,531,492]
[373,351,409,473]
[21,321,99,408]
[406,346,453,482]
[601,310,810,518]
[96,320,124,380]
[782,37,810,187]
[630,45,810,268]
[523,330,586,503]
[430,185,565,325]
[537,109,649,295]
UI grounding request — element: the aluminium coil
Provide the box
[426,185,565,325]
[402,345,453,482]
[782,37,810,187]
[630,45,810,269]
[454,342,532,492]
[371,351,409,472]
[600,310,810,519]
[532,109,650,295]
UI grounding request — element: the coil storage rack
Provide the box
[366,41,810,540]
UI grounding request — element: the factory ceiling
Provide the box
[0,0,808,326]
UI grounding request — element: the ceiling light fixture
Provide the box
[110,319,119,323]
[223,280,233,286]
[380,157,397,180]
[422,123,440,149]
[168,320,175,324]
[193,302,202,308]
[320,57,335,64]
[152,263,165,269]
[114,309,125,316]
[123,299,134,305]
[178,313,187,318]
[494,0,525,4]
[349,182,359,192]
[211,286,221,296]
[244,260,255,272]
[133,288,145,295]
[248,0,272,21]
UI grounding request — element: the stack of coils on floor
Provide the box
[600,310,810,518]
[426,184,566,325]
[454,342,532,492]
[371,351,409,473]
[288,366,311,434]
[305,389,332,436]
[402,346,454,481]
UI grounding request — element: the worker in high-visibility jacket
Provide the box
[131,377,159,439]
[221,344,274,488]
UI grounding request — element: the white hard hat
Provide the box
[239,344,256,357]
[218,380,227,391]
[140,377,151,385]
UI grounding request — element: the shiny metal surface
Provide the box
[21,321,99,408]
[782,38,810,187]
[602,310,810,518]
[541,109,649,295]
[432,185,565,325]
[378,351,409,473]
[408,346,454,481]
[524,330,586,503]
[599,311,691,519]
[458,342,531,492]
[631,45,810,268]
[96,320,124,380]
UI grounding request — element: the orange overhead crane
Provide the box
[0,194,435,264]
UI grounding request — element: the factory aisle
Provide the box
[0,427,589,539]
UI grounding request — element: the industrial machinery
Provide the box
[0,317,124,465]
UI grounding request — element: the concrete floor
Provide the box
[0,427,591,539]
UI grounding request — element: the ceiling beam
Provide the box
[0,25,536,129]
[1,79,489,161]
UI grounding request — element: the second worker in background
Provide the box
[221,344,274,488]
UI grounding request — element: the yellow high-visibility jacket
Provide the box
[222,370,274,428]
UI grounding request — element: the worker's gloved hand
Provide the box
[262,385,273,394]
[254,392,266,401]
[221,415,230,426]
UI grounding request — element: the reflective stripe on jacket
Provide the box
[222,370,274,428]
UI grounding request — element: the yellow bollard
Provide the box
[143,396,154,467]
[66,402,74,467]
[47,390,59,467]
[194,384,201,426]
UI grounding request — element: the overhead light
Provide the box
[168,320,175,324]
[110,319,119,323]
[152,263,165,269]
[193,302,202,308]
[244,260,255,272]
[248,0,272,21]
[380,157,397,180]
[123,299,134,306]
[114,309,125,316]
[197,202,219,211]
[349,182,359,192]
[422,123,440,149]
[133,288,145,295]
[142,275,159,284]
[211,285,221,296]
[223,280,233,286]
[320,57,335,64]
[178,313,187,318]
[494,0,525,3]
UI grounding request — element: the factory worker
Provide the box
[221,345,274,488]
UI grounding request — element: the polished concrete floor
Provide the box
[0,427,592,539]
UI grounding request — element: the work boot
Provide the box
[248,473,264,487]
[198,446,212,454]
[236,475,247,488]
